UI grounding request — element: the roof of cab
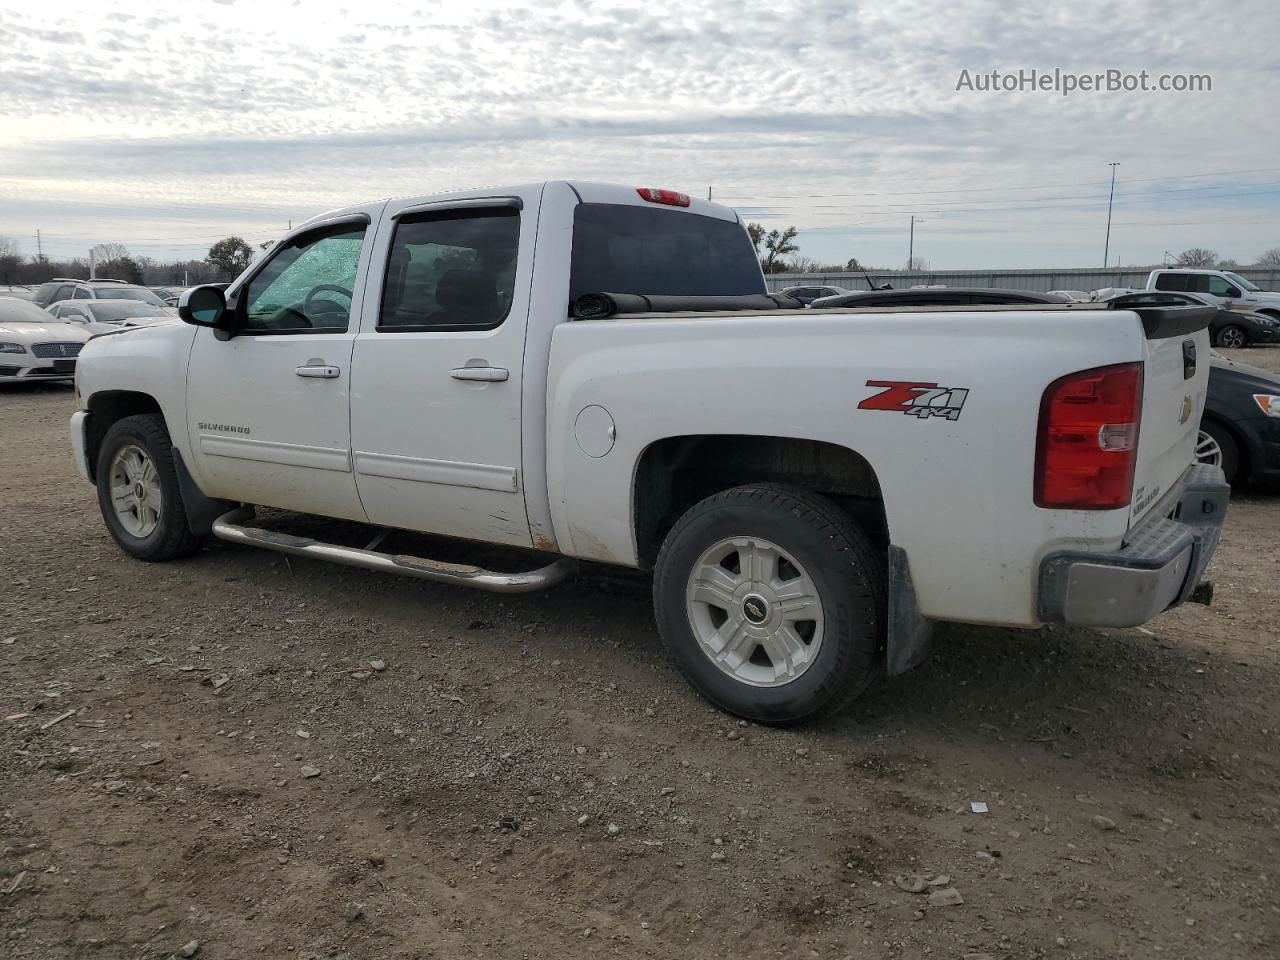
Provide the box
[300,181,740,231]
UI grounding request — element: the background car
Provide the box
[49,299,177,334]
[810,287,1069,308]
[1198,351,1280,486]
[1047,289,1092,301]
[780,284,857,305]
[0,298,90,383]
[150,286,187,306]
[32,278,170,309]
[1096,289,1280,348]
[0,285,37,301]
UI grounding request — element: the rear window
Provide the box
[93,286,166,305]
[569,203,764,304]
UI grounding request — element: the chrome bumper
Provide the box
[1038,463,1229,628]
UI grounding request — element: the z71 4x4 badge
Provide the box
[858,380,970,421]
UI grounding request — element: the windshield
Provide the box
[1223,272,1260,292]
[86,302,172,321]
[93,286,167,305]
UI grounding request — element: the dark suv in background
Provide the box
[32,278,170,309]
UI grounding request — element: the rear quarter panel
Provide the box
[547,308,1150,627]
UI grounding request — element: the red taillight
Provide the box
[1035,362,1143,510]
[636,187,691,207]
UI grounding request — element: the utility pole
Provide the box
[1103,161,1119,268]
[89,248,96,280]
[35,230,43,261]
[908,216,923,269]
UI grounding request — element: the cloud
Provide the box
[0,0,1277,268]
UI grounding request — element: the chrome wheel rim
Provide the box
[108,444,162,538]
[1195,429,1223,467]
[1220,327,1245,348]
[685,537,824,687]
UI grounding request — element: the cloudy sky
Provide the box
[2,0,1277,271]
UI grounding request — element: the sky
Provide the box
[1,0,1278,271]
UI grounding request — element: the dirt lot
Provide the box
[2,353,1278,960]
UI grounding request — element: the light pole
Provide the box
[1103,162,1119,268]
[908,216,923,269]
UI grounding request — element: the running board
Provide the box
[210,507,576,594]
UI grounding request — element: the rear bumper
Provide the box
[1038,463,1229,627]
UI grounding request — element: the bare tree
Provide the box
[90,242,131,265]
[1175,248,1218,268]
[1257,247,1280,267]
[905,257,930,271]
[1217,258,1239,269]
[0,237,22,286]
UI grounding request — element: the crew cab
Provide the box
[68,181,1229,723]
[1147,269,1280,322]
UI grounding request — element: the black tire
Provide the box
[1199,419,1240,485]
[653,484,886,725]
[95,413,203,561]
[1215,324,1247,349]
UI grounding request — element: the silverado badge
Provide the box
[1179,395,1193,425]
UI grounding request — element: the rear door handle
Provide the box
[295,364,340,379]
[450,366,509,382]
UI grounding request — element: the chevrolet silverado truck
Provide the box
[69,181,1228,723]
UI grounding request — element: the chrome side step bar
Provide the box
[210,507,576,594]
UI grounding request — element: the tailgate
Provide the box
[1127,306,1214,524]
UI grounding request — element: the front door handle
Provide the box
[450,366,509,382]
[295,363,340,379]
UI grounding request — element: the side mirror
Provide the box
[1224,287,1239,299]
[178,285,229,329]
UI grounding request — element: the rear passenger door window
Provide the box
[378,208,520,331]
[1154,274,1189,292]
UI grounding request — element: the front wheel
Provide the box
[653,484,886,725]
[96,414,203,561]
[1215,324,1247,349]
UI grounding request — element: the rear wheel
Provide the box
[1215,325,1247,349]
[653,484,885,724]
[1196,419,1240,484]
[96,414,203,561]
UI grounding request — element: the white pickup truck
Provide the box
[69,181,1228,723]
[1147,268,1280,319]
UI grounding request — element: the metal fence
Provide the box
[764,266,1280,294]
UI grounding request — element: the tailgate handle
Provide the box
[1182,340,1196,380]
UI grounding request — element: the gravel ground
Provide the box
[2,353,1278,960]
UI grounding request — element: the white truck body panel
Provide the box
[546,307,1204,627]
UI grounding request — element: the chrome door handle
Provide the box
[295,364,340,379]
[450,366,509,382]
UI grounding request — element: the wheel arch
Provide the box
[84,390,164,483]
[631,434,887,569]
